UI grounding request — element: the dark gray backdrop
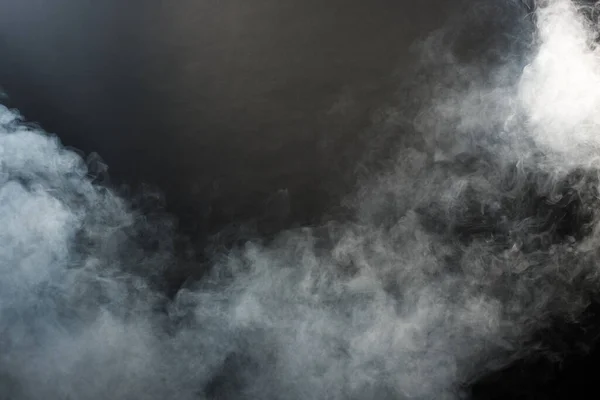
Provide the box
[0,0,456,237]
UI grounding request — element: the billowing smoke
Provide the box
[2,0,600,398]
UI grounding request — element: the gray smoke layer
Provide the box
[2,0,600,398]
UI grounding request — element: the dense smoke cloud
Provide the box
[2,0,600,398]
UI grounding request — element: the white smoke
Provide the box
[2,0,600,399]
[520,0,600,168]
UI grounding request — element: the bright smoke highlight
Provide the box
[2,0,600,399]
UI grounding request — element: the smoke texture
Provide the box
[3,0,600,398]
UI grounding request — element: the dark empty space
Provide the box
[0,0,452,239]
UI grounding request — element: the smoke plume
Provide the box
[2,0,600,398]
